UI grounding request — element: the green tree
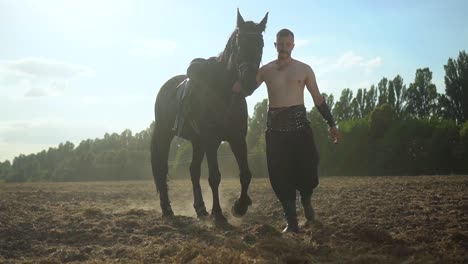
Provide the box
[406,68,438,119]
[0,160,11,180]
[369,103,396,139]
[368,104,396,175]
[458,121,468,172]
[443,50,468,124]
[351,89,365,119]
[247,99,268,151]
[308,105,334,174]
[351,88,377,119]
[172,141,193,177]
[120,129,133,148]
[332,118,370,175]
[388,75,407,118]
[7,154,43,182]
[333,88,354,122]
[324,93,335,110]
[377,77,389,106]
[428,120,460,174]
[364,85,378,115]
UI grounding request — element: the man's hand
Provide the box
[330,126,340,144]
[232,81,241,93]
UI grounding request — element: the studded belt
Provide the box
[266,104,310,132]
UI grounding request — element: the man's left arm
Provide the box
[305,65,326,106]
[305,66,340,144]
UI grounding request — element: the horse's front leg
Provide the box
[229,138,252,217]
[205,140,227,222]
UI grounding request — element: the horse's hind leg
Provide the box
[151,126,174,217]
[229,139,252,217]
[190,140,208,218]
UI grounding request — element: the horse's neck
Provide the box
[196,68,237,109]
[211,60,237,90]
[222,58,239,86]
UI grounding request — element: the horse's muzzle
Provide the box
[238,64,258,97]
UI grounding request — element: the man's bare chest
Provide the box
[264,67,306,88]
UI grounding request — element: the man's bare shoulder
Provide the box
[292,59,313,71]
[261,60,277,69]
[258,60,276,76]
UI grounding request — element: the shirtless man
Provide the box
[255,28,339,233]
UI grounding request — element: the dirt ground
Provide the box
[0,176,467,264]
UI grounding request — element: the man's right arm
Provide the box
[255,66,265,88]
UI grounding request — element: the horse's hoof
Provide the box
[303,220,314,228]
[196,209,209,219]
[194,203,209,219]
[162,209,174,218]
[212,212,228,223]
[231,196,252,217]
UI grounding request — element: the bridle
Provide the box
[235,31,264,80]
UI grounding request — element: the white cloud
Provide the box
[5,57,95,79]
[0,118,112,161]
[0,140,53,162]
[23,80,68,97]
[363,56,383,72]
[355,80,372,89]
[78,94,149,106]
[296,51,384,98]
[0,119,103,143]
[434,78,445,93]
[298,51,382,76]
[295,55,330,73]
[80,96,102,105]
[0,57,95,97]
[293,35,323,48]
[294,39,310,48]
[336,52,362,68]
[24,87,48,97]
[130,38,178,58]
[332,51,382,72]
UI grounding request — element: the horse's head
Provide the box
[233,9,268,97]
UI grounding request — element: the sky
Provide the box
[1,0,467,162]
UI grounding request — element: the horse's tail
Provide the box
[152,75,187,193]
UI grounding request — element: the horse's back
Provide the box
[155,75,187,131]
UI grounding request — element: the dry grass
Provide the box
[0,176,467,263]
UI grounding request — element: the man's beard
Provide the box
[278,51,290,60]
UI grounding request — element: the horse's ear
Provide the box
[237,8,245,27]
[258,12,269,32]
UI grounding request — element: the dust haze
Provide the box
[1,176,467,263]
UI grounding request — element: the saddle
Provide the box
[173,79,199,137]
[173,57,219,137]
[175,78,191,103]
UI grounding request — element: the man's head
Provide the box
[275,28,295,60]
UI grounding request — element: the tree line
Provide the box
[1,51,467,182]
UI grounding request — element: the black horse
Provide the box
[151,10,268,222]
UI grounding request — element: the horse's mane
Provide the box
[218,29,238,67]
[217,21,261,70]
